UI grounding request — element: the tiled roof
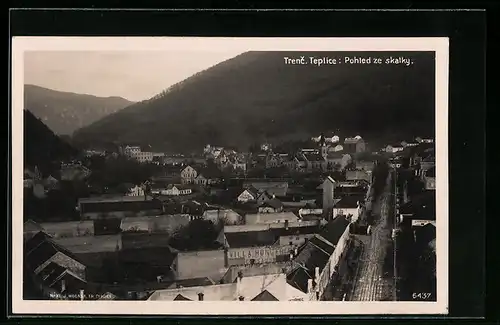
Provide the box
[80,199,163,214]
[286,235,336,293]
[173,294,192,301]
[25,231,53,254]
[319,216,350,247]
[245,212,299,225]
[24,220,43,233]
[26,241,61,270]
[259,198,284,210]
[170,277,215,288]
[252,289,279,301]
[333,195,364,209]
[224,231,279,248]
[53,235,122,254]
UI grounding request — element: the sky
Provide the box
[24,50,245,102]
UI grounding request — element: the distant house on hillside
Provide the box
[180,165,198,184]
[127,184,145,197]
[194,168,221,186]
[237,187,260,203]
[385,144,405,154]
[161,184,192,196]
[343,136,366,153]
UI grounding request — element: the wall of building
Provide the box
[322,181,335,219]
[226,245,293,266]
[174,249,226,280]
[307,224,350,301]
[278,233,316,247]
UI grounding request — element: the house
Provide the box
[332,195,364,222]
[401,140,420,148]
[202,209,242,225]
[245,211,298,225]
[43,175,60,191]
[423,167,436,190]
[286,216,350,301]
[237,186,259,203]
[194,168,222,186]
[243,181,289,197]
[148,273,307,301]
[223,220,322,254]
[127,185,145,197]
[77,196,164,220]
[343,136,366,153]
[24,167,41,188]
[385,144,405,154]
[36,261,87,298]
[25,232,87,281]
[416,137,434,144]
[160,184,193,196]
[258,198,284,213]
[322,176,337,220]
[180,165,198,185]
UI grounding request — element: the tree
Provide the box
[169,219,221,251]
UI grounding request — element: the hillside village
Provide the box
[23,130,436,302]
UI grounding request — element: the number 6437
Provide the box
[412,292,432,300]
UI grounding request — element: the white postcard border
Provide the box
[11,36,449,315]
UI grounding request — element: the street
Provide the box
[348,169,396,301]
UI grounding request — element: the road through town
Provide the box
[349,170,394,301]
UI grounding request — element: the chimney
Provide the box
[61,279,66,293]
[307,279,313,294]
[198,292,204,301]
[285,220,289,230]
[80,289,85,301]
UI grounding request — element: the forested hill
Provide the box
[25,84,133,136]
[73,51,435,153]
[24,109,79,174]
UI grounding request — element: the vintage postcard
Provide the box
[11,37,449,315]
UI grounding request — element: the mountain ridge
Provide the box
[24,84,134,136]
[73,51,436,153]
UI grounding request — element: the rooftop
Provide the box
[333,195,365,209]
[224,230,278,248]
[148,273,307,301]
[245,212,299,225]
[52,235,122,254]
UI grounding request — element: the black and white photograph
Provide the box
[11,37,449,315]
